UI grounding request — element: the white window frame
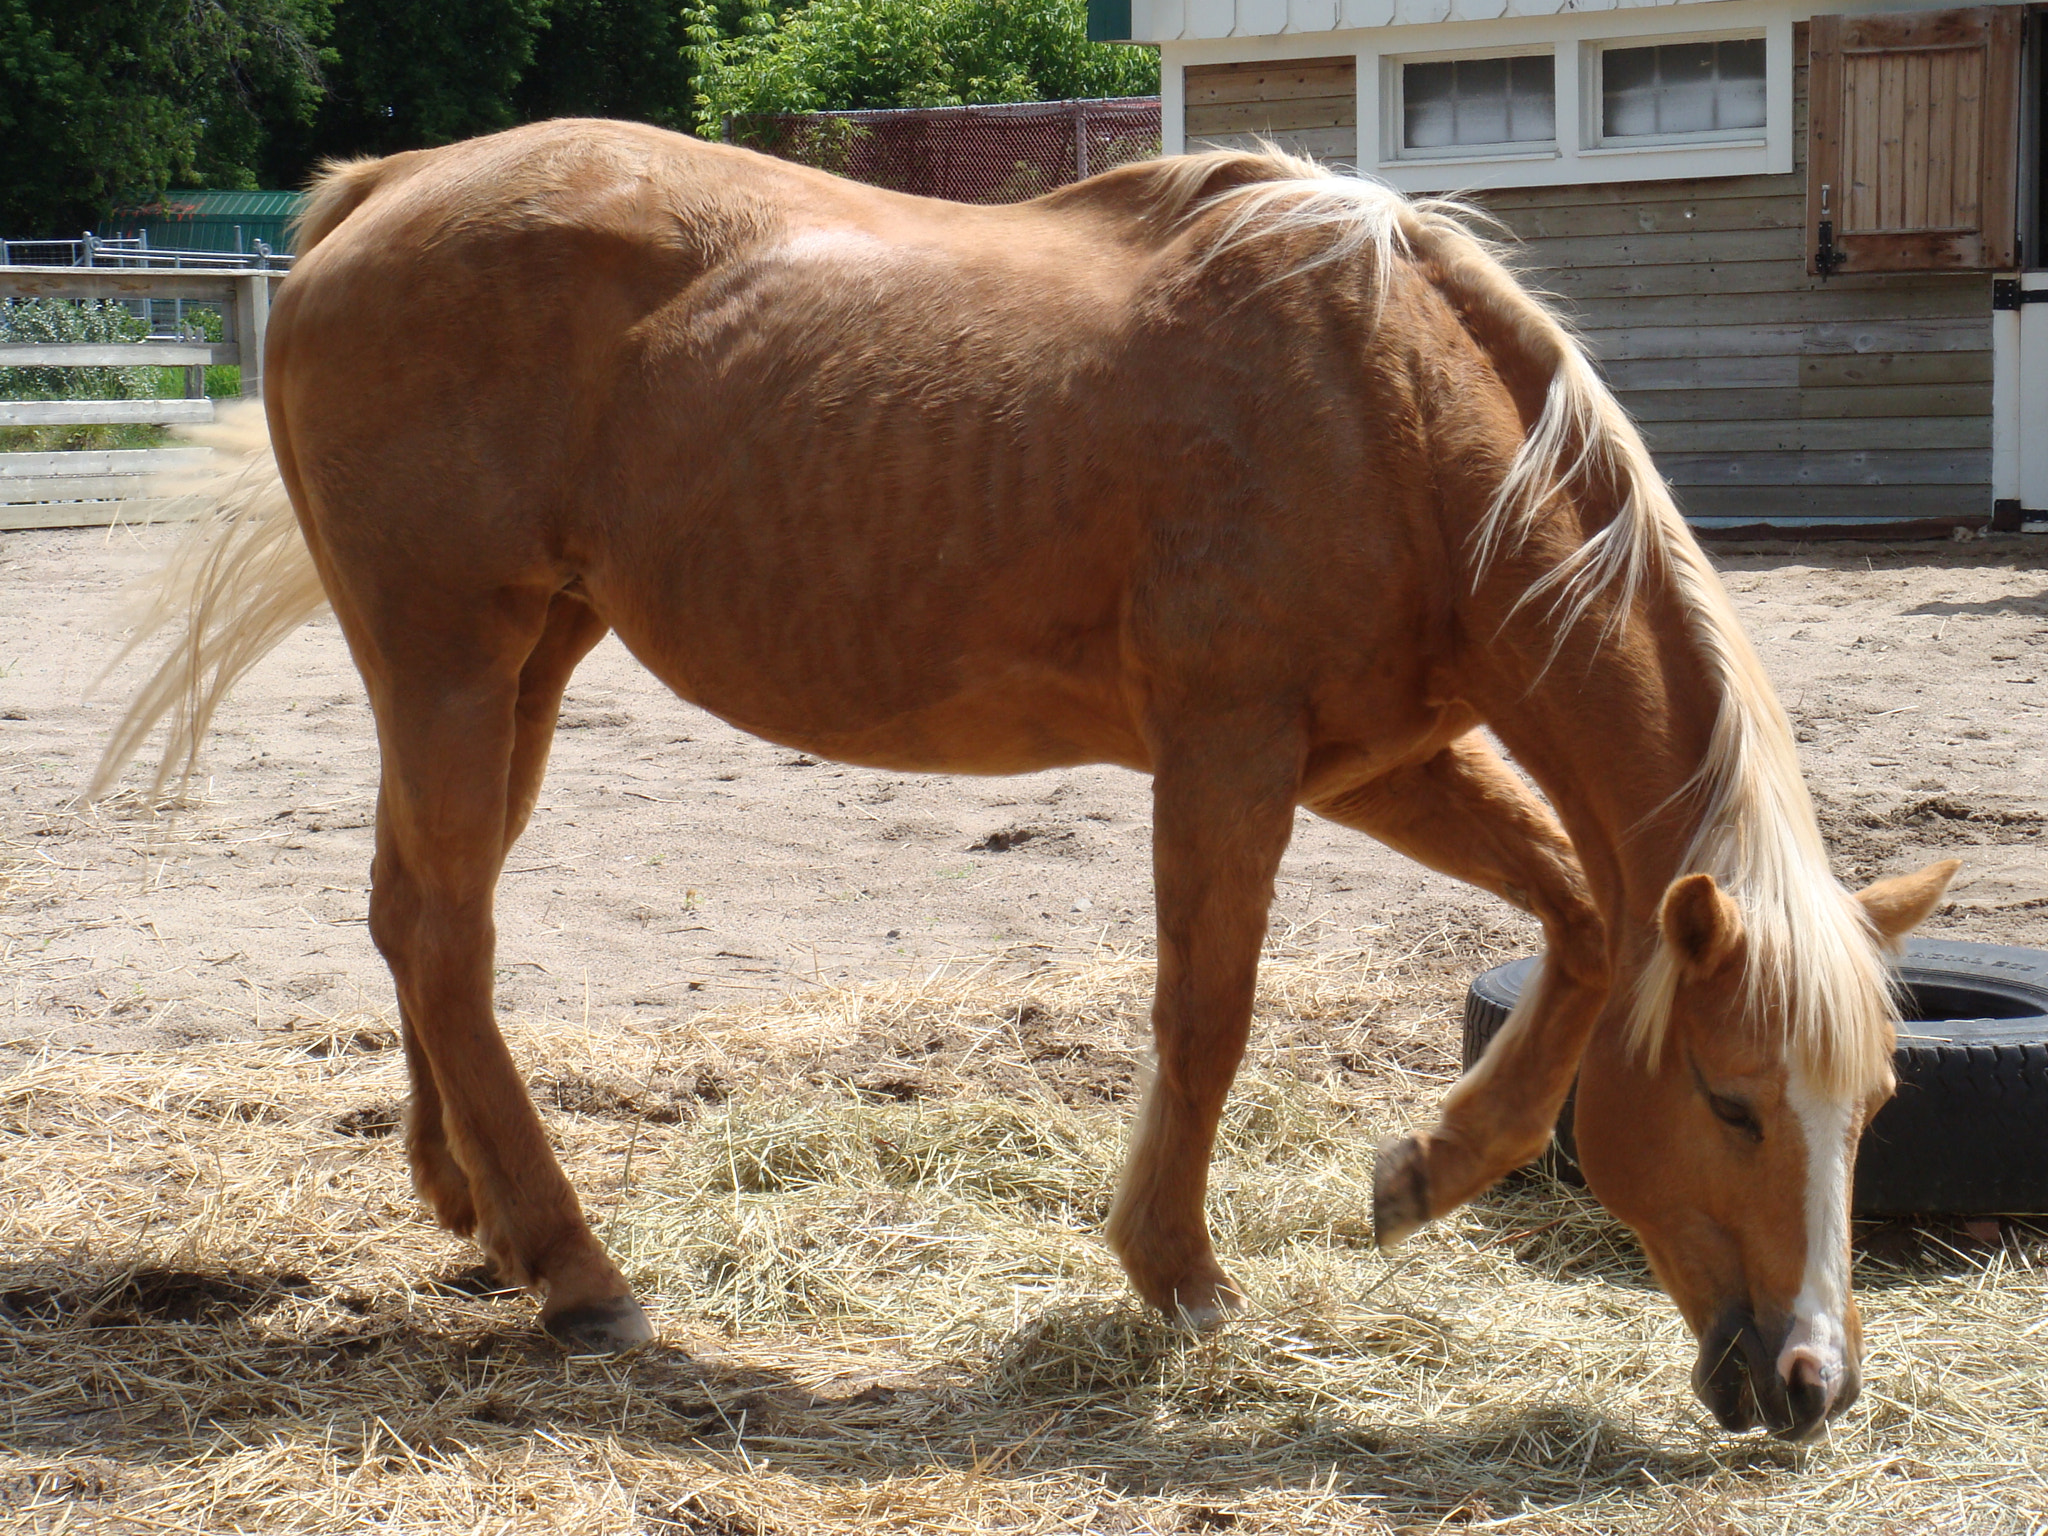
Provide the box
[1584,31,1771,155]
[1159,0,1798,194]
[1385,44,1560,164]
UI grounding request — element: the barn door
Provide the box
[1807,6,2024,274]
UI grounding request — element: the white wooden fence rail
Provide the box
[1,267,281,531]
[0,399,218,426]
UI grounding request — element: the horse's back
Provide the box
[266,122,1461,772]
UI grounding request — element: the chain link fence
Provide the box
[727,97,1161,204]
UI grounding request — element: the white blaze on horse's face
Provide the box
[1779,1063,1857,1418]
[1572,861,1956,1441]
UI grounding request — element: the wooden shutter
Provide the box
[1806,6,2022,275]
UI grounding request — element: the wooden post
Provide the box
[233,271,270,398]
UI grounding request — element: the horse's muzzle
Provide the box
[1692,1305,1859,1442]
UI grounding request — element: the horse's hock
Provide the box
[1462,939,2048,1216]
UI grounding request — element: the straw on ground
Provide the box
[0,936,2043,1535]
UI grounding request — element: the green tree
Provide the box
[307,0,553,159]
[515,0,696,131]
[688,0,1157,133]
[0,0,332,236]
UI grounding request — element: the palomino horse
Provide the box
[97,121,1955,1440]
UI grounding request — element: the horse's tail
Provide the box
[87,154,421,803]
[88,401,329,801]
[291,151,422,254]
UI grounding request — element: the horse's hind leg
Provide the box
[399,590,610,1254]
[358,582,645,1350]
[1105,728,1300,1326]
[1307,732,1610,1246]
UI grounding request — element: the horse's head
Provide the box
[1572,858,1958,1441]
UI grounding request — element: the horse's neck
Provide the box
[1470,551,1750,942]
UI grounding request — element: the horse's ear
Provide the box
[1659,873,1744,975]
[1854,858,1961,944]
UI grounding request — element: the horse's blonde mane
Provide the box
[1170,149,1896,1099]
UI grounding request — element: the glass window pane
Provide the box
[1455,57,1510,146]
[1659,45,1719,134]
[1602,46,1658,137]
[1715,38,1767,131]
[1402,54,1554,150]
[1602,39,1767,139]
[1506,54,1556,142]
[1404,61,1456,149]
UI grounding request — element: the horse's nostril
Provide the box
[1776,1354,1832,1442]
[1693,1309,1764,1432]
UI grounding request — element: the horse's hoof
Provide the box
[1372,1134,1431,1250]
[1161,1273,1246,1332]
[544,1294,654,1354]
[1173,1295,1243,1333]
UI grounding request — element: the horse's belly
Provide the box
[679,670,1149,777]
[593,552,1147,776]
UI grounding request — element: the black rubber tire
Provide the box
[1460,938,2048,1216]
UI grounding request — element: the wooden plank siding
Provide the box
[1184,58,1357,160]
[1476,24,1993,528]
[1175,29,1993,526]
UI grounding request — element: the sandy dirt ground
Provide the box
[2,526,2045,1061]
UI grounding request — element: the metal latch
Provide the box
[1815,183,1843,278]
[1992,279,2048,310]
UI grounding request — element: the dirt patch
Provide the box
[332,1103,403,1138]
[0,524,1553,1060]
[532,1068,733,1124]
[1,1266,315,1327]
[1814,791,2048,889]
[6,531,2040,1068]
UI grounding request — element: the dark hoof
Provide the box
[544,1294,654,1354]
[1372,1134,1430,1250]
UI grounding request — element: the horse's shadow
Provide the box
[1460,1171,2042,1297]
[0,1253,1791,1527]
[1903,588,2048,618]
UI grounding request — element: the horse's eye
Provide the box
[1707,1093,1762,1141]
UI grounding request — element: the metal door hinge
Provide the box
[1993,279,2048,309]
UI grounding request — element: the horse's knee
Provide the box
[366,853,422,971]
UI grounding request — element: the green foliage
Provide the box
[0,297,179,450]
[164,306,244,399]
[0,0,333,236]
[309,0,551,159]
[0,0,1159,237]
[688,0,1158,132]
[515,0,698,131]
[0,298,154,400]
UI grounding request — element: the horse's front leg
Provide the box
[1105,726,1301,1326]
[1308,732,1611,1246]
